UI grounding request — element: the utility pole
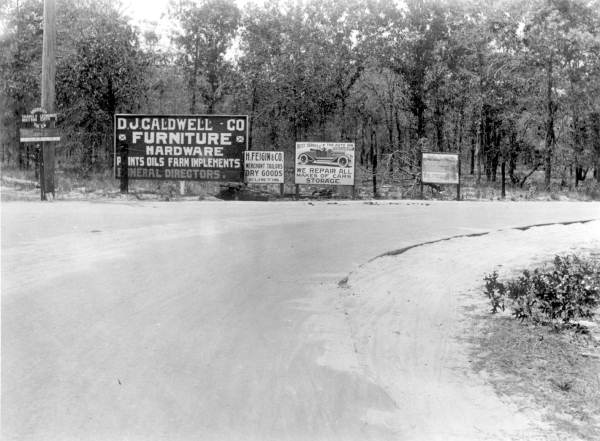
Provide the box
[41,0,56,200]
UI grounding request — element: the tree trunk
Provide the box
[371,124,377,198]
[501,161,506,198]
[544,59,555,188]
[248,84,256,151]
[189,37,200,113]
[339,98,346,140]
[414,89,426,141]
[591,112,600,183]
[470,138,475,175]
[394,108,402,152]
[360,122,365,166]
[476,50,485,185]
[386,102,394,172]
[476,108,483,184]
[575,167,587,187]
[434,99,443,151]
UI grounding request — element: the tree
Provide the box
[522,0,599,187]
[56,0,150,172]
[0,0,43,168]
[239,0,365,154]
[170,0,240,113]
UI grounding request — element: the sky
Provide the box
[122,0,170,24]
[120,0,263,51]
[122,0,264,24]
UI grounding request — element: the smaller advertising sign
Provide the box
[422,153,459,184]
[244,151,284,184]
[20,108,60,143]
[295,142,354,186]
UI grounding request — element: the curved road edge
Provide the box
[309,220,600,441]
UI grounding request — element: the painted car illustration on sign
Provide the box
[297,148,352,167]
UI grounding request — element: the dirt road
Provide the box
[2,200,599,440]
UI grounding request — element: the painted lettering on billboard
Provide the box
[114,114,247,181]
[244,151,284,184]
[295,142,354,185]
[422,153,459,184]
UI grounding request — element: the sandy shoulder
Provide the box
[303,221,600,441]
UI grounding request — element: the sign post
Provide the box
[352,153,357,199]
[116,133,128,193]
[41,0,57,199]
[20,108,59,200]
[457,155,461,201]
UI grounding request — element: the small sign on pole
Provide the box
[20,107,60,200]
[20,108,60,143]
[20,127,60,142]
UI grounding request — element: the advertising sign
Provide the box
[114,114,247,181]
[20,108,60,142]
[422,153,459,184]
[244,151,284,184]
[295,142,354,185]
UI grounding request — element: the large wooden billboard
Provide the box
[114,114,248,181]
[422,153,459,184]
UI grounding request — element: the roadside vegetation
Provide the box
[2,162,600,202]
[2,0,600,199]
[476,254,600,440]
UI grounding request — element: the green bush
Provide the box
[483,255,600,328]
[483,271,506,313]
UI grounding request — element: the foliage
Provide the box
[2,0,600,191]
[56,0,151,173]
[1,0,151,174]
[483,271,506,313]
[483,255,600,328]
[0,0,43,167]
[169,0,240,113]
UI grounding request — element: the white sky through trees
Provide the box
[122,0,266,52]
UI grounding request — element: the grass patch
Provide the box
[472,316,600,440]
[476,253,600,439]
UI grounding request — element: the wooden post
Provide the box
[280,183,284,197]
[179,181,185,196]
[119,141,128,193]
[501,161,506,199]
[352,152,357,199]
[420,152,424,199]
[457,155,461,201]
[295,184,299,199]
[39,143,46,200]
[40,0,56,200]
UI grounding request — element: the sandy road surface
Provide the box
[2,200,600,441]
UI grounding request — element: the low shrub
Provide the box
[483,255,600,328]
[483,271,506,313]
